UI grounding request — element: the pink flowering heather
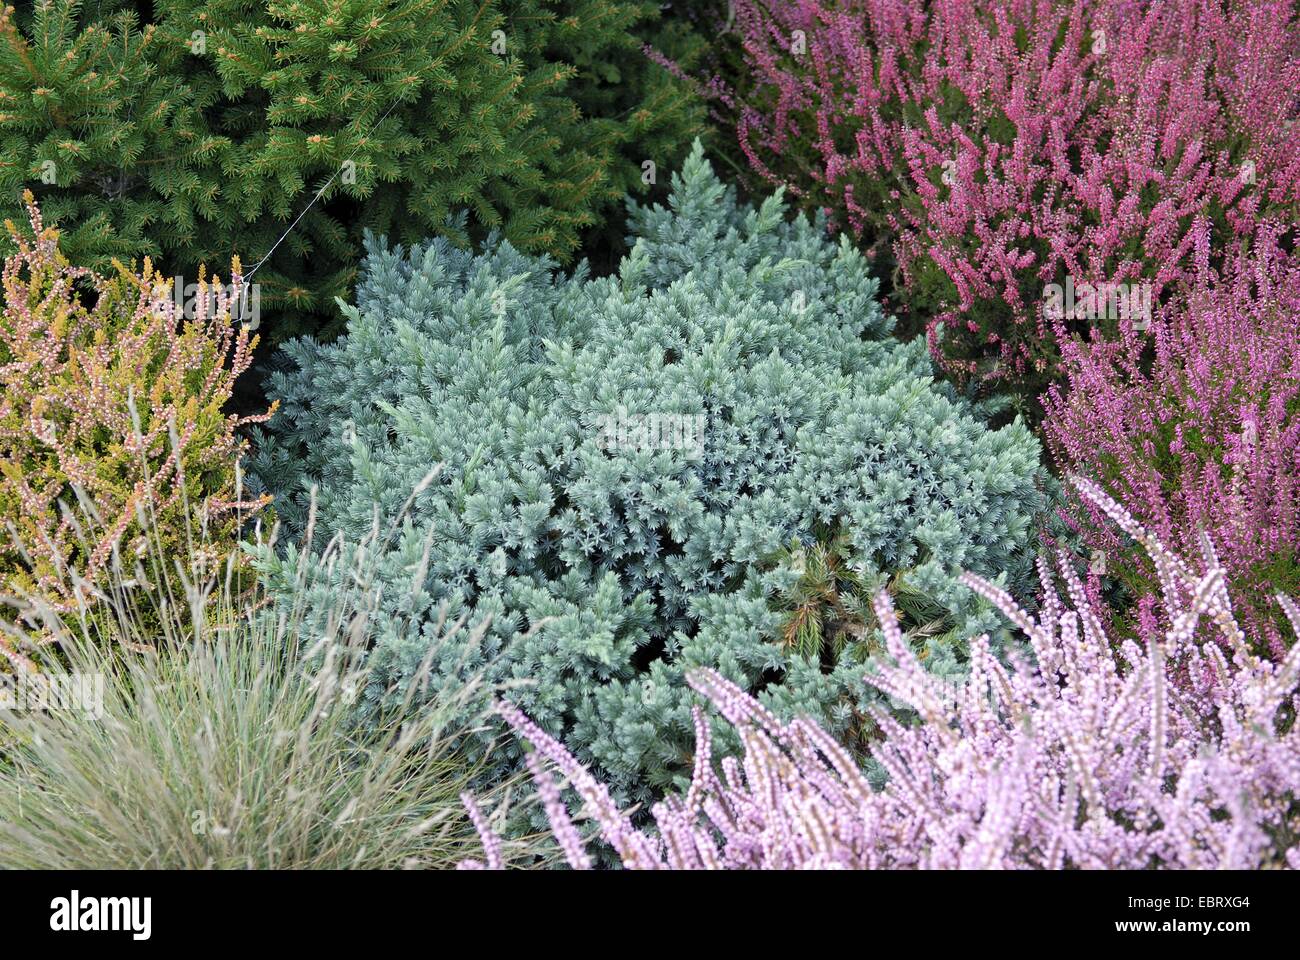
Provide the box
[1044,222,1300,658]
[463,479,1300,869]
[701,0,1300,408]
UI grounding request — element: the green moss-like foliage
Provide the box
[249,143,1048,809]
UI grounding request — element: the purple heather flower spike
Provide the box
[463,480,1300,868]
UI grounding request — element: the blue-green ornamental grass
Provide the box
[249,142,1050,812]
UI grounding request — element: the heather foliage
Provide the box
[0,0,703,339]
[705,0,1300,409]
[465,480,1300,870]
[1044,223,1300,657]
[1,0,1296,882]
[250,143,1048,809]
[0,194,266,658]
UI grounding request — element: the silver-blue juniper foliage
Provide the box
[249,142,1049,807]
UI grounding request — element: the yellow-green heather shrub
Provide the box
[0,192,267,662]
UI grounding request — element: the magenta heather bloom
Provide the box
[1044,223,1300,657]
[704,0,1300,404]
[463,480,1300,869]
